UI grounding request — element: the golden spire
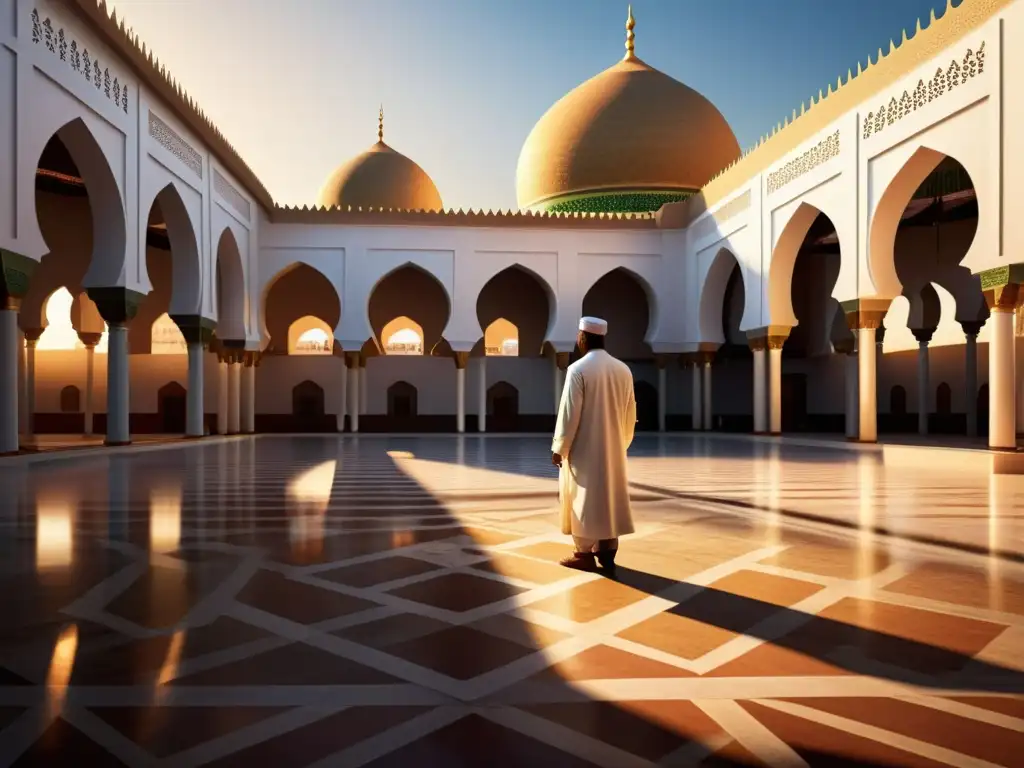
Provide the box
[378,105,384,143]
[624,5,636,60]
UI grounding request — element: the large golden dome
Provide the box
[318,109,443,211]
[516,8,740,213]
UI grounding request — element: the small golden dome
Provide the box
[516,9,740,211]
[318,108,443,211]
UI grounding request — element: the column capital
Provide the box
[984,283,1021,313]
[169,314,217,346]
[911,327,936,344]
[86,286,145,326]
[696,350,716,366]
[842,298,889,330]
[745,326,791,349]
[979,263,1024,313]
[22,327,43,345]
[344,351,360,369]
[221,338,246,364]
[960,320,985,339]
[680,352,699,368]
[77,331,102,348]
[654,354,675,370]
[555,352,570,371]
[359,352,368,368]
[0,248,38,309]
[243,351,262,368]
[453,351,470,370]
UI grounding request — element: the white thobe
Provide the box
[552,349,637,541]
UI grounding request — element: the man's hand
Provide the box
[552,452,563,468]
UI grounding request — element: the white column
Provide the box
[17,327,26,436]
[768,343,783,435]
[186,342,205,437]
[456,365,466,434]
[105,324,130,445]
[857,326,878,443]
[23,332,38,440]
[478,356,487,433]
[914,331,931,436]
[347,354,360,433]
[751,345,766,434]
[217,359,229,436]
[964,327,979,438]
[83,343,96,436]
[0,308,19,454]
[334,354,347,432]
[241,356,256,434]
[553,354,567,411]
[227,359,241,435]
[359,362,368,415]
[989,307,1016,450]
[690,359,702,430]
[701,357,713,431]
[657,359,667,433]
[845,350,859,439]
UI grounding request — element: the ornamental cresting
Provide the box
[766,131,840,195]
[863,42,985,140]
[148,111,204,179]
[31,9,129,114]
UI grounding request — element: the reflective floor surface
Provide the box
[1,434,1023,766]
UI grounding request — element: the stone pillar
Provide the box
[655,355,669,433]
[215,346,229,436]
[478,355,487,433]
[912,328,934,436]
[748,337,767,434]
[454,352,468,434]
[78,332,102,437]
[0,302,21,454]
[960,321,983,438]
[834,338,858,440]
[767,331,789,435]
[981,270,1021,450]
[332,345,347,432]
[843,300,888,444]
[227,356,241,435]
[345,352,360,433]
[17,327,26,436]
[22,328,42,440]
[554,352,569,411]
[359,356,368,416]
[241,352,258,434]
[170,315,216,439]
[87,287,143,446]
[685,355,702,431]
[699,350,715,431]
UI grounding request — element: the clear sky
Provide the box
[109,0,951,212]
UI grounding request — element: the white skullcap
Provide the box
[579,317,608,335]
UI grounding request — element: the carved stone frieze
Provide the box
[149,111,203,179]
[214,170,251,221]
[766,131,840,195]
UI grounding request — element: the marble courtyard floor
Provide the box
[1,436,1024,766]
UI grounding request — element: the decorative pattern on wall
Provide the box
[863,42,985,140]
[148,111,203,179]
[766,131,840,195]
[214,169,251,221]
[31,8,129,114]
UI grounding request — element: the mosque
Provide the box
[1,0,1023,454]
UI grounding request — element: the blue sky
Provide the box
[109,0,951,211]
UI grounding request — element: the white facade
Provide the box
[2,0,1023,450]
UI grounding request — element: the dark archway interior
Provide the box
[476,268,551,357]
[581,269,652,361]
[387,381,419,419]
[157,381,187,434]
[487,381,519,432]
[369,267,450,354]
[264,265,341,355]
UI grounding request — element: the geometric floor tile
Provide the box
[13,717,129,767]
[883,562,1024,616]
[384,625,537,679]
[531,644,696,682]
[526,578,649,623]
[235,569,381,624]
[386,572,526,612]
[316,556,443,588]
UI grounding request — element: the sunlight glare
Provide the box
[36,497,74,570]
[150,487,182,553]
[45,625,78,720]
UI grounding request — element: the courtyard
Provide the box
[0,435,1021,765]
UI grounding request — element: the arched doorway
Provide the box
[387,381,418,431]
[292,380,327,432]
[487,381,519,432]
[158,382,187,434]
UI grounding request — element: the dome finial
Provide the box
[378,105,384,143]
[624,5,636,60]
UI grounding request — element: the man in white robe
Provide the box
[551,317,637,573]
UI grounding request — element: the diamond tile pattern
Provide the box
[0,435,1022,767]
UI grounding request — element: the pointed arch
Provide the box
[146,182,203,317]
[476,264,556,348]
[581,267,656,357]
[368,263,450,353]
[35,118,127,290]
[698,247,742,344]
[483,318,519,356]
[768,202,823,328]
[381,317,424,355]
[261,262,341,355]
[215,226,247,340]
[288,316,334,355]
